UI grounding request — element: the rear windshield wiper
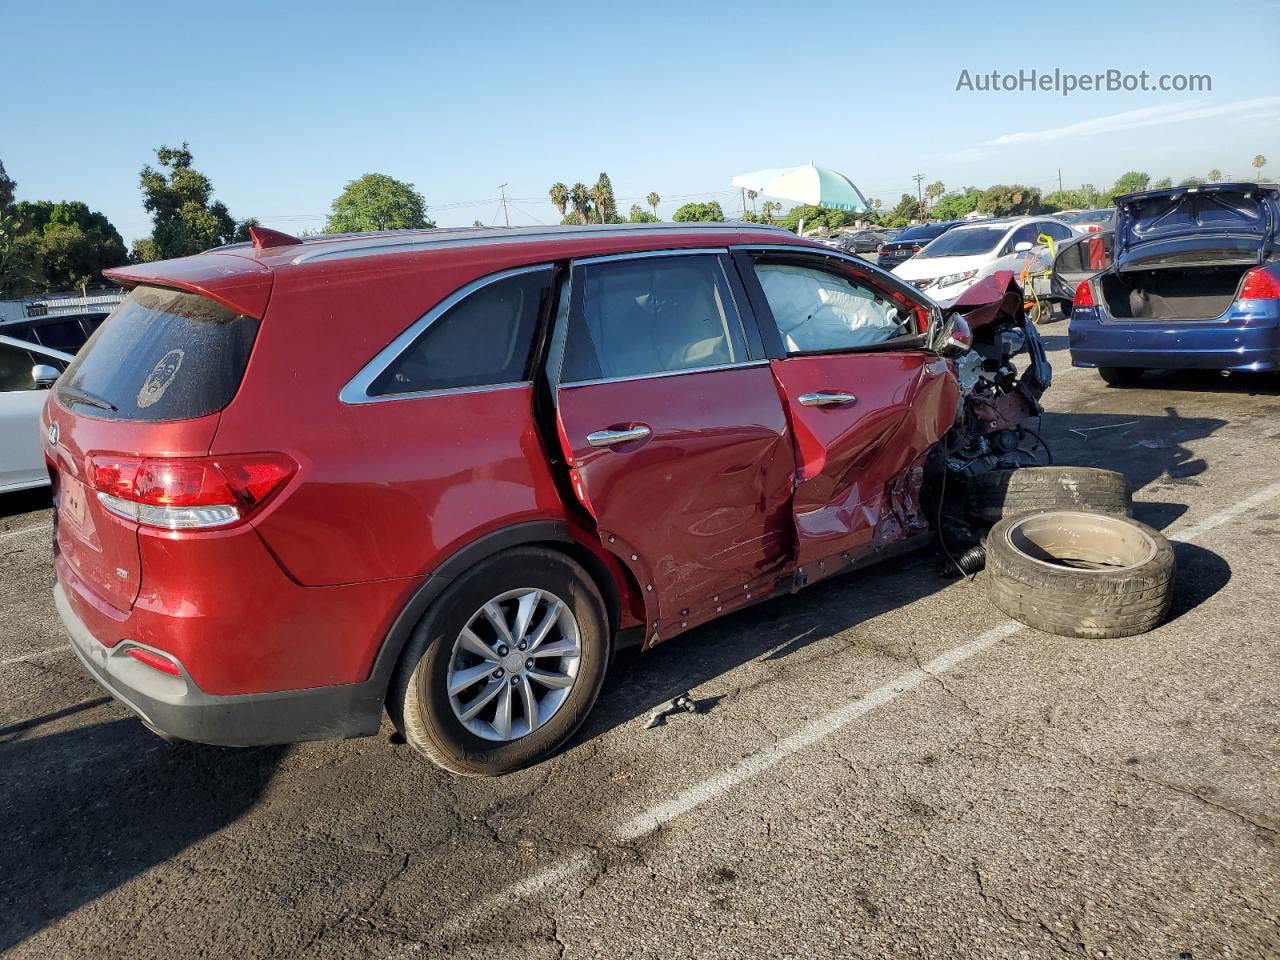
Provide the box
[58,386,117,412]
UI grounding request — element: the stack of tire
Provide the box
[967,467,1175,638]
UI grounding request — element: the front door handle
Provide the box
[587,425,652,447]
[797,392,857,407]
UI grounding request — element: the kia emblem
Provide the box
[49,421,59,445]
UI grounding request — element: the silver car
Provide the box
[0,334,72,492]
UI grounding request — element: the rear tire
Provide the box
[965,466,1131,526]
[986,510,1175,638]
[1098,366,1144,387]
[388,547,610,776]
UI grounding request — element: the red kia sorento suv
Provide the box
[45,222,1023,776]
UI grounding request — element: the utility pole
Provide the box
[912,173,926,222]
[1058,168,1064,196]
[498,183,510,228]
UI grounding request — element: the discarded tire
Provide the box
[986,510,1175,638]
[966,467,1131,526]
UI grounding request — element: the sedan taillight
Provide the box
[1073,281,1096,309]
[85,453,297,529]
[1239,267,1280,301]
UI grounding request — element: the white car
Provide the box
[891,216,1077,304]
[0,335,72,492]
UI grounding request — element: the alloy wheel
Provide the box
[446,588,582,742]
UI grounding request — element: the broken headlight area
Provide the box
[941,271,1053,478]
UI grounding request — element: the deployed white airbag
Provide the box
[758,264,905,352]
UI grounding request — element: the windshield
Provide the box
[915,226,1007,258]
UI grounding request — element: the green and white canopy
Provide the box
[731,162,870,212]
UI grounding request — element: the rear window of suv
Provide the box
[56,285,259,422]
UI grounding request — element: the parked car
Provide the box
[875,221,964,268]
[46,222,1046,775]
[0,311,106,354]
[1069,183,1280,385]
[892,216,1077,304]
[1,335,73,493]
[840,230,895,254]
[1055,208,1115,233]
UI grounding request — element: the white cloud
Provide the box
[985,97,1280,147]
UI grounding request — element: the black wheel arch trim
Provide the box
[367,519,623,699]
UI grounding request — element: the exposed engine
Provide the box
[942,272,1053,477]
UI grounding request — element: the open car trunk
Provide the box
[1098,266,1250,321]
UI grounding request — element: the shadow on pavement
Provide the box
[1,487,53,521]
[0,718,285,953]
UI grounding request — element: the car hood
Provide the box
[892,253,991,280]
[1114,182,1277,272]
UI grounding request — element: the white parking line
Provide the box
[1165,480,1280,544]
[1,645,69,667]
[442,478,1280,923]
[0,523,51,542]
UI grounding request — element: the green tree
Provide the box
[628,204,658,223]
[0,159,15,212]
[1253,154,1267,178]
[0,213,43,297]
[569,182,592,225]
[138,143,247,259]
[890,193,923,222]
[672,201,725,223]
[924,180,945,218]
[1107,171,1150,200]
[1151,177,1173,190]
[932,188,982,220]
[977,184,1043,216]
[1178,177,1205,187]
[1208,169,1223,183]
[646,192,661,217]
[11,200,127,290]
[549,182,568,219]
[760,200,780,223]
[325,173,433,233]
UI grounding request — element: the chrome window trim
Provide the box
[559,359,770,390]
[571,246,729,266]
[339,263,554,406]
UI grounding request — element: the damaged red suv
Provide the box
[45,223,1046,775]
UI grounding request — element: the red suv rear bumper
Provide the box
[55,578,389,746]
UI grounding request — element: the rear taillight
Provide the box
[1239,268,1280,301]
[912,245,922,254]
[877,245,889,255]
[1073,281,1096,309]
[85,452,297,529]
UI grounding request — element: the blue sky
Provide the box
[4,0,1278,245]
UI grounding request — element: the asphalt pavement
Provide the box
[2,328,1278,959]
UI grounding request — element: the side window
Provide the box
[755,263,915,355]
[560,255,748,383]
[369,268,550,397]
[0,344,36,392]
[1046,222,1073,243]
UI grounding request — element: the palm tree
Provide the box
[570,182,591,225]
[549,182,568,218]
[646,192,660,217]
[591,182,608,223]
[746,189,758,214]
[1253,154,1267,178]
[924,181,945,219]
[1208,169,1222,183]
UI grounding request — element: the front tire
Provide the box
[388,547,610,776]
[1098,366,1144,387]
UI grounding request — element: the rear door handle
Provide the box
[797,392,857,407]
[587,425,651,447]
